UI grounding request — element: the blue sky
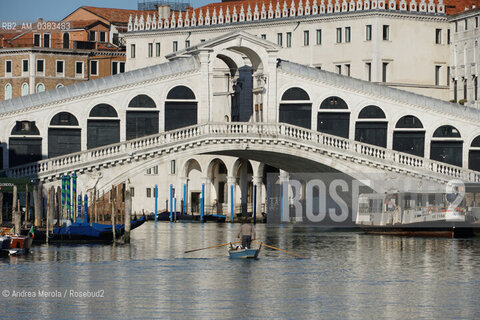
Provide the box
[0,0,217,21]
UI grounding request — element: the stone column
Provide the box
[279,170,290,223]
[227,176,236,222]
[253,175,263,221]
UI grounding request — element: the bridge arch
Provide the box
[317,96,350,138]
[165,85,198,131]
[355,105,388,147]
[207,158,228,214]
[126,94,159,140]
[87,104,120,149]
[183,158,203,214]
[469,135,480,171]
[430,125,463,167]
[9,120,42,167]
[279,87,312,129]
[48,112,81,158]
[392,115,425,157]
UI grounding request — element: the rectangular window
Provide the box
[75,61,83,76]
[465,18,468,31]
[200,39,206,43]
[171,160,176,174]
[89,31,96,41]
[34,34,40,46]
[120,62,125,73]
[90,60,98,76]
[146,167,152,174]
[146,188,151,198]
[43,33,50,48]
[366,25,372,41]
[475,77,478,100]
[316,29,322,45]
[286,32,292,47]
[148,43,153,57]
[476,17,479,28]
[435,65,441,85]
[435,28,442,44]
[336,64,342,74]
[56,60,64,75]
[153,165,158,175]
[366,62,372,81]
[261,34,266,39]
[277,33,283,46]
[447,29,451,44]
[36,59,44,73]
[383,25,389,40]
[464,79,467,100]
[382,62,389,82]
[131,44,136,58]
[22,59,28,73]
[447,66,450,85]
[99,31,106,42]
[112,61,118,75]
[303,30,309,46]
[185,40,190,48]
[5,60,12,74]
[130,187,135,197]
[336,28,342,43]
[345,27,351,43]
[156,43,161,56]
[173,41,178,52]
[345,64,351,76]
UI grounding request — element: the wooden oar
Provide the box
[184,240,241,253]
[255,242,307,258]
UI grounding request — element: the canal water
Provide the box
[1,222,480,319]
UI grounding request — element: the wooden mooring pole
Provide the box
[111,185,116,243]
[34,182,43,227]
[124,188,132,244]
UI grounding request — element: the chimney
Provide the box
[158,5,171,20]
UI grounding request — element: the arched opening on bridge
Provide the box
[233,159,254,217]
[469,136,480,171]
[317,96,350,138]
[127,94,159,140]
[48,112,81,158]
[184,159,203,215]
[430,125,463,167]
[355,105,387,147]
[9,120,42,167]
[392,115,425,157]
[87,104,120,149]
[207,158,228,215]
[164,86,197,131]
[279,87,311,129]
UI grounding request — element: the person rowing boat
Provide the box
[237,217,256,249]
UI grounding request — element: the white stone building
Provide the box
[125,0,451,101]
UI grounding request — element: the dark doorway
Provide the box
[191,192,200,214]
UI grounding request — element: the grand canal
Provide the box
[1,222,479,319]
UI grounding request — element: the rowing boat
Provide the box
[228,243,262,259]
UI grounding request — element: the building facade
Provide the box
[125,0,451,100]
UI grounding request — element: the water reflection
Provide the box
[1,222,479,319]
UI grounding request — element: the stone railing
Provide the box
[128,0,445,33]
[4,121,480,183]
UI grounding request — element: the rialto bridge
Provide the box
[0,31,479,218]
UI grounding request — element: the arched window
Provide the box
[431,125,463,167]
[9,121,42,167]
[4,84,12,100]
[88,104,120,149]
[56,84,64,89]
[48,112,81,158]
[36,83,45,93]
[279,87,311,129]
[355,105,387,147]
[317,96,349,138]
[165,86,197,131]
[393,115,425,157]
[63,33,70,49]
[21,83,29,96]
[126,94,159,140]
[469,136,480,171]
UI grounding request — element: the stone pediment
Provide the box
[165,30,280,61]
